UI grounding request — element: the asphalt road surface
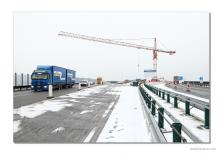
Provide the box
[14,84,120,143]
[166,83,210,99]
[13,85,96,109]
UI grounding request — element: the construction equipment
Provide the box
[58,31,175,78]
[96,77,103,85]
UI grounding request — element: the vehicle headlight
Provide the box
[31,86,34,88]
[44,86,47,88]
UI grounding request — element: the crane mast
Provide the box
[58,31,175,78]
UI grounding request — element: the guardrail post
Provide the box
[158,107,164,128]
[162,92,165,100]
[152,100,156,116]
[185,101,190,115]
[167,94,170,103]
[159,90,161,97]
[21,73,23,86]
[148,96,151,108]
[174,97,178,108]
[15,73,17,87]
[172,123,182,142]
[27,74,29,86]
[204,108,209,129]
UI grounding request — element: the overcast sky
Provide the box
[14,12,209,81]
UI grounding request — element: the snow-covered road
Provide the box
[97,85,155,142]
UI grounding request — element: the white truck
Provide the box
[80,80,90,87]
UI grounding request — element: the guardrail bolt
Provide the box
[172,123,182,142]
[148,97,151,108]
[152,100,156,115]
[158,107,164,128]
[204,108,209,129]
[167,94,170,103]
[185,101,190,115]
[174,97,178,108]
[162,92,165,100]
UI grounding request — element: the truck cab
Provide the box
[31,69,52,91]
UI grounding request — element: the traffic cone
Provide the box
[186,83,191,92]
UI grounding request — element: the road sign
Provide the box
[199,76,203,83]
[178,76,183,80]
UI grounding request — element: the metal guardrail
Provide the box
[139,85,186,143]
[182,81,210,87]
[144,83,210,129]
[13,73,31,91]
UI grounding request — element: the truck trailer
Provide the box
[31,65,76,91]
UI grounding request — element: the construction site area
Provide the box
[13,12,210,143]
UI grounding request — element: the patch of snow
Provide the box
[80,110,93,115]
[97,86,154,142]
[51,127,65,133]
[69,99,80,103]
[95,102,102,105]
[76,85,108,96]
[13,120,21,133]
[14,100,73,118]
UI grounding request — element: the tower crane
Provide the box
[58,31,176,79]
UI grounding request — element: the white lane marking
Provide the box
[80,110,93,115]
[51,127,65,133]
[102,102,115,118]
[83,127,97,143]
[13,120,21,133]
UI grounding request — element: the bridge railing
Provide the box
[144,83,210,129]
[182,81,210,87]
[139,85,187,143]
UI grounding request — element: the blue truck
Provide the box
[31,65,76,91]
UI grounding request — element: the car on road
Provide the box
[80,80,89,87]
[131,81,139,86]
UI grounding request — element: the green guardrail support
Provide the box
[162,92,165,100]
[174,97,178,108]
[152,100,156,116]
[167,94,170,103]
[158,107,164,128]
[205,108,209,129]
[172,123,182,142]
[148,96,151,108]
[185,101,190,115]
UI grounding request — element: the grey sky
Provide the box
[14,12,209,81]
